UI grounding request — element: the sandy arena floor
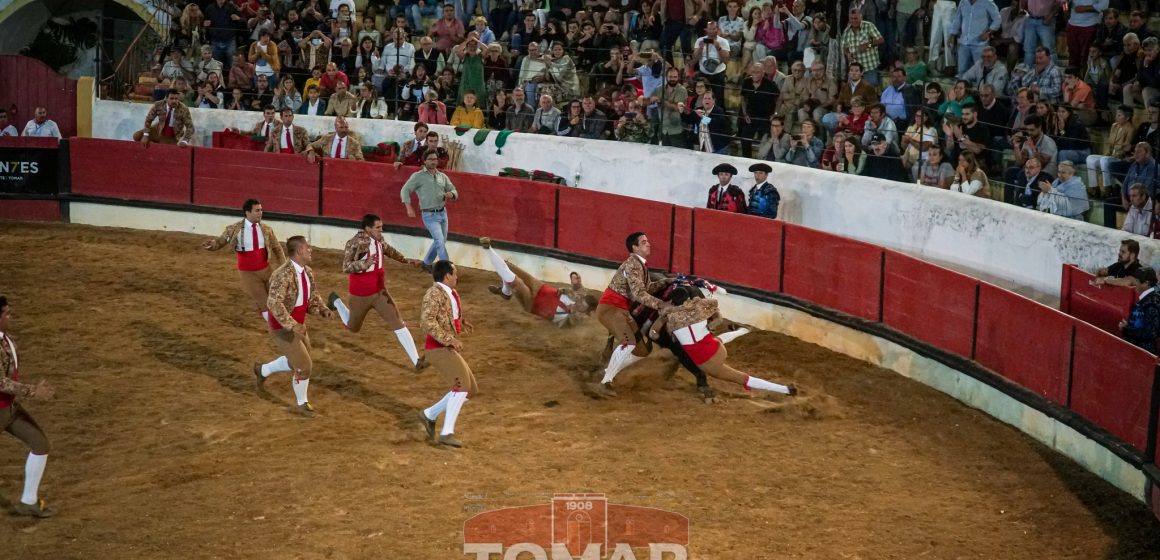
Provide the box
[0,222,1158,559]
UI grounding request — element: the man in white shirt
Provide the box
[1122,183,1154,237]
[692,21,730,102]
[21,107,61,140]
[0,109,17,136]
[379,29,416,113]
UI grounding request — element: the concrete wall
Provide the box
[90,99,1160,300]
[65,200,1147,502]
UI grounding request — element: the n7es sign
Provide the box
[0,148,58,195]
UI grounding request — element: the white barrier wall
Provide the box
[90,99,1159,299]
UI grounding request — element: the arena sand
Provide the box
[0,222,1158,560]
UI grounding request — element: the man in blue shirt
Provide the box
[1120,267,1160,353]
[949,0,1001,76]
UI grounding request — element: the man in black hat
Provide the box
[747,163,780,219]
[861,133,908,182]
[707,163,747,213]
[1120,267,1160,353]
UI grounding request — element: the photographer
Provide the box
[786,118,825,167]
[417,90,449,124]
[380,28,416,112]
[1003,114,1058,203]
[692,21,730,102]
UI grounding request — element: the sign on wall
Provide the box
[0,147,59,195]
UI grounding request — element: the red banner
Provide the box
[1070,321,1156,452]
[974,283,1073,405]
[70,138,191,203]
[556,189,673,267]
[782,224,881,321]
[882,250,978,358]
[691,208,781,292]
[192,148,319,216]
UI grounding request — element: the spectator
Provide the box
[786,118,824,167]
[192,80,224,108]
[1084,45,1112,110]
[279,25,306,73]
[306,116,364,162]
[863,134,908,182]
[757,115,793,162]
[862,103,898,151]
[1019,47,1063,103]
[1123,36,1160,108]
[918,144,955,188]
[692,21,731,101]
[881,66,921,129]
[532,94,565,135]
[1126,10,1154,44]
[820,130,847,171]
[718,1,745,58]
[614,109,656,143]
[195,45,224,83]
[1109,33,1141,102]
[1036,161,1090,219]
[902,45,928,84]
[299,30,334,75]
[1093,8,1126,59]
[272,75,303,112]
[132,91,193,146]
[1014,156,1055,208]
[901,108,937,175]
[418,90,449,124]
[432,5,466,52]
[778,60,808,130]
[21,107,62,140]
[506,88,536,131]
[938,80,976,119]
[204,0,243,67]
[450,90,486,127]
[249,29,281,81]
[226,87,248,110]
[454,33,487,106]
[323,80,357,117]
[949,0,1000,76]
[298,84,327,115]
[951,152,991,197]
[1096,238,1143,285]
[802,9,830,67]
[248,74,274,110]
[823,62,876,132]
[835,96,869,138]
[960,46,1008,95]
[380,29,416,107]
[684,91,731,154]
[226,51,254,90]
[577,96,609,139]
[160,47,194,85]
[400,64,434,120]
[746,162,780,219]
[739,63,780,158]
[1066,0,1107,70]
[547,42,582,102]
[354,84,389,118]
[658,0,698,67]
[358,15,382,46]
[1087,106,1134,191]
[1123,142,1160,199]
[1053,104,1091,166]
[1119,267,1160,353]
[1061,67,1096,124]
[840,7,884,86]
[976,83,1009,131]
[264,107,309,154]
[1122,184,1154,236]
[834,137,864,174]
[1021,0,1058,68]
[1006,114,1058,202]
[470,16,495,44]
[489,88,511,129]
[659,67,689,148]
[707,164,747,213]
[319,61,351,96]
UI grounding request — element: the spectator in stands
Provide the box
[488,89,510,129]
[432,5,466,52]
[450,90,486,127]
[1084,45,1112,109]
[864,134,908,182]
[1122,184,1154,236]
[757,115,793,162]
[1021,0,1057,68]
[778,61,808,130]
[324,80,358,117]
[707,164,747,213]
[1014,156,1054,208]
[505,88,536,132]
[1065,0,1105,70]
[1122,142,1159,201]
[949,0,1000,76]
[746,163,780,219]
[532,94,564,135]
[862,103,898,152]
[1036,161,1090,219]
[299,84,327,115]
[1126,10,1154,44]
[228,52,256,90]
[1087,106,1134,192]
[226,87,247,110]
[132,92,193,147]
[901,109,937,176]
[248,74,275,110]
[1123,37,1160,108]
[418,90,449,124]
[739,63,780,158]
[299,30,333,75]
[1006,114,1058,201]
[319,61,351,97]
[787,118,824,168]
[249,29,281,82]
[881,67,920,130]
[272,76,302,113]
[918,144,955,188]
[841,7,884,86]
[1061,67,1096,125]
[614,109,656,144]
[658,0,698,67]
[1119,267,1160,353]
[1051,104,1090,168]
[961,46,1008,96]
[684,91,731,154]
[265,107,309,154]
[575,97,608,139]
[823,62,875,132]
[306,116,364,162]
[547,42,582,102]
[659,68,689,148]
[399,64,434,120]
[1020,47,1063,103]
[819,130,847,171]
[1108,33,1141,104]
[204,0,242,67]
[951,152,991,197]
[902,45,928,85]
[196,45,224,83]
[1096,239,1143,285]
[834,137,864,174]
[1093,8,1126,59]
[160,47,195,86]
[354,84,389,118]
[380,29,416,109]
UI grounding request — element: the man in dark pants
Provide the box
[740,63,780,158]
[1120,267,1160,353]
[659,0,699,67]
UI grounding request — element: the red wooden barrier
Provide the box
[691,208,782,292]
[444,172,557,248]
[0,200,59,221]
[974,283,1073,405]
[70,138,191,203]
[1070,321,1156,452]
[192,148,319,216]
[0,137,59,148]
[556,189,673,266]
[321,159,413,226]
[782,224,882,321]
[1059,265,1136,335]
[0,55,77,138]
[670,207,693,274]
[212,130,267,151]
[882,250,978,359]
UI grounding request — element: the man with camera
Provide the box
[692,21,730,102]
[380,28,416,114]
[1003,114,1058,203]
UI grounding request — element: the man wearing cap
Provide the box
[707,163,747,213]
[861,133,908,182]
[1120,267,1160,353]
[747,163,780,219]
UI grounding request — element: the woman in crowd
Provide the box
[1053,104,1091,166]
[331,4,356,43]
[835,96,868,138]
[834,137,865,175]
[802,11,829,68]
[950,152,991,198]
[355,37,380,78]
[547,41,582,103]
[483,43,512,103]
[901,108,936,177]
[454,33,488,106]
[786,119,825,168]
[740,7,762,73]
[757,115,793,162]
[1036,161,1091,219]
[355,83,389,118]
[489,88,512,129]
[938,80,975,119]
[1086,106,1134,192]
[272,75,303,112]
[418,90,449,124]
[400,64,434,121]
[358,16,382,46]
[472,16,496,45]
[917,145,955,189]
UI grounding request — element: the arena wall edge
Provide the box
[65,200,1148,502]
[89,99,1160,302]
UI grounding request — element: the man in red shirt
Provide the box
[318,62,350,97]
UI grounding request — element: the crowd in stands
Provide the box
[0,107,63,139]
[124,0,1160,231]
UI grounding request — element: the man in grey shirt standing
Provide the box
[401,150,459,271]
